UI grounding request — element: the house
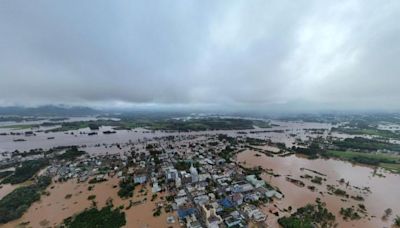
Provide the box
[185,214,202,228]
[194,194,210,206]
[152,182,161,193]
[246,175,266,188]
[224,216,243,227]
[231,193,244,206]
[265,189,283,200]
[165,167,178,180]
[231,183,254,193]
[244,192,261,202]
[218,198,234,209]
[180,171,192,184]
[134,174,147,184]
[243,204,267,222]
[190,164,199,183]
[175,196,188,207]
[178,207,197,220]
[201,204,223,228]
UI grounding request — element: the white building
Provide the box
[190,164,199,183]
[243,205,267,222]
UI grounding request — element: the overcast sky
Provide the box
[0,0,399,111]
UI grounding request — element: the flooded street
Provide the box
[237,150,400,228]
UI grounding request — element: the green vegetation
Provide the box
[379,163,400,173]
[147,118,259,131]
[153,206,162,217]
[174,160,199,171]
[44,117,266,132]
[0,176,51,224]
[87,195,96,200]
[278,199,336,228]
[245,137,266,146]
[325,150,400,173]
[55,147,85,161]
[0,124,38,129]
[1,159,49,184]
[394,215,400,226]
[62,206,126,228]
[382,208,392,220]
[0,170,13,179]
[333,127,400,139]
[311,176,323,185]
[117,179,137,199]
[327,185,349,198]
[292,142,322,159]
[333,137,400,152]
[219,146,235,162]
[88,178,107,184]
[218,134,238,145]
[351,195,364,201]
[340,207,361,220]
[46,121,105,132]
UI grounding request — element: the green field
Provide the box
[379,163,400,173]
[325,150,400,173]
[0,124,38,130]
[332,127,400,139]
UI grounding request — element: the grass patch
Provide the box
[332,127,400,139]
[0,124,38,130]
[325,150,400,173]
[55,147,85,161]
[333,137,400,152]
[379,163,400,173]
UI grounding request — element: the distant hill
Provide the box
[0,105,100,116]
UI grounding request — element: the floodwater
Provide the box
[0,117,99,128]
[0,184,19,200]
[237,150,400,228]
[0,121,332,155]
[4,177,179,228]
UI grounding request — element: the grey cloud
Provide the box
[0,0,399,110]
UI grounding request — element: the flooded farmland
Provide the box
[237,149,400,228]
[3,177,179,228]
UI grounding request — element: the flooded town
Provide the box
[2,1,400,227]
[0,114,399,228]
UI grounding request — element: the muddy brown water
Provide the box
[237,149,400,228]
[3,177,179,228]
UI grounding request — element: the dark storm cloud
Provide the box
[0,0,399,110]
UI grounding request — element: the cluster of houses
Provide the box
[133,135,285,227]
[34,133,283,228]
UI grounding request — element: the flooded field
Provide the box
[3,177,179,228]
[237,150,400,228]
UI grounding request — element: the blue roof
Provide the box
[178,208,197,219]
[218,198,234,208]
